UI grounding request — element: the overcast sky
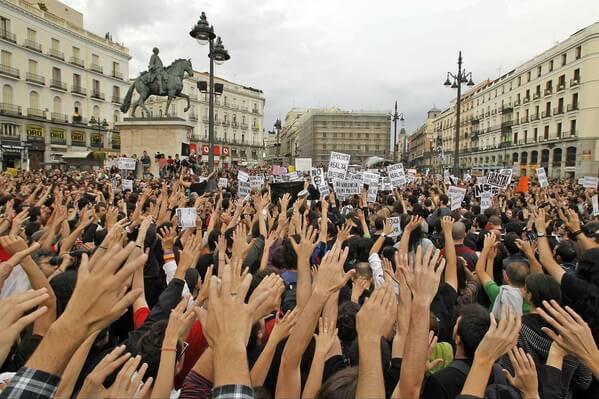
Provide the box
[65,0,599,134]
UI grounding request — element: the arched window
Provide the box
[113,110,119,123]
[521,151,528,165]
[553,148,562,166]
[531,150,538,164]
[512,153,519,163]
[566,146,577,167]
[53,96,62,114]
[93,105,100,119]
[541,149,550,168]
[73,101,81,114]
[29,91,39,109]
[2,84,13,104]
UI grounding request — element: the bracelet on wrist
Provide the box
[161,347,177,352]
[573,230,584,237]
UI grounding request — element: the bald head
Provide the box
[452,221,466,242]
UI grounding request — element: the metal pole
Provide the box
[454,51,462,177]
[393,101,398,160]
[208,39,215,171]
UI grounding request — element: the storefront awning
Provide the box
[61,151,92,159]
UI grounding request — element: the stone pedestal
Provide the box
[117,117,194,176]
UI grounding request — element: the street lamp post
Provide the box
[443,51,474,177]
[190,12,230,171]
[89,115,109,147]
[389,101,404,161]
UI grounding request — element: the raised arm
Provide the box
[475,233,496,287]
[515,239,543,274]
[302,317,338,399]
[441,215,458,291]
[290,221,318,310]
[535,209,565,283]
[399,216,422,256]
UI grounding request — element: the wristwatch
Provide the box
[537,232,546,238]
[381,233,387,238]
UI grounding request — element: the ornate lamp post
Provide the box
[89,115,109,147]
[389,101,404,161]
[443,51,474,176]
[190,12,230,171]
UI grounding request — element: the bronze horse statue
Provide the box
[120,58,194,118]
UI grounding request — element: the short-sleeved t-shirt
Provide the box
[483,280,530,314]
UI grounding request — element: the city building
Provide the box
[440,22,599,178]
[408,107,441,170]
[0,0,130,169]
[432,107,454,173]
[279,107,391,165]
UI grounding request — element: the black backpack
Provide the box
[449,359,523,399]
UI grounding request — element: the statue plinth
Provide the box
[116,118,194,177]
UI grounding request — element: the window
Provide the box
[557,123,562,137]
[112,86,120,98]
[545,102,550,115]
[533,128,538,141]
[557,97,564,113]
[523,130,528,143]
[72,46,80,58]
[570,119,576,136]
[2,84,13,103]
[53,96,62,113]
[561,53,567,66]
[0,123,17,137]
[549,60,553,72]
[518,76,521,86]
[558,75,565,89]
[573,68,580,82]
[576,45,581,59]
[29,91,39,109]
[92,54,99,64]
[52,67,61,82]
[527,71,531,82]
[1,50,11,66]
[112,62,119,73]
[572,93,579,108]
[51,38,59,50]
[535,85,540,96]
[92,79,100,93]
[27,28,36,41]
[28,59,37,73]
[73,73,81,87]
[544,125,549,140]
[0,16,10,33]
[537,66,541,77]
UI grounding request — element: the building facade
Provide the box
[0,0,130,169]
[408,107,440,170]
[143,71,265,166]
[279,107,390,165]
[436,22,599,178]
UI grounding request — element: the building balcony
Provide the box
[23,39,42,52]
[111,95,121,104]
[189,113,198,121]
[541,110,551,118]
[90,63,103,74]
[48,48,64,60]
[567,103,579,112]
[557,83,566,92]
[111,70,123,80]
[471,117,479,124]
[532,92,541,100]
[70,56,85,68]
[232,121,239,128]
[484,112,490,117]
[0,103,22,116]
[520,116,529,123]
[523,97,530,104]
[25,72,45,85]
[0,28,16,43]
[251,108,260,115]
[241,123,249,130]
[72,115,87,125]
[544,88,552,96]
[71,85,87,96]
[91,91,105,100]
[501,104,513,113]
[514,99,521,107]
[27,108,46,120]
[530,113,540,121]
[0,64,20,79]
[501,120,514,128]
[570,78,580,87]
[240,106,248,112]
[222,120,230,127]
[50,112,68,123]
[50,80,67,91]
[553,107,564,115]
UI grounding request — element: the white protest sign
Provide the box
[237,170,249,182]
[249,175,264,189]
[443,169,450,185]
[407,169,417,183]
[386,216,402,238]
[512,162,520,176]
[593,195,599,217]
[448,186,466,211]
[480,191,492,212]
[327,152,350,180]
[333,179,360,198]
[311,168,325,187]
[176,208,197,229]
[477,176,487,184]
[117,157,136,170]
[362,171,380,187]
[487,170,512,190]
[367,186,378,203]
[583,176,598,189]
[473,183,500,198]
[318,184,330,198]
[380,177,393,191]
[387,164,406,187]
[536,167,548,188]
[238,180,251,198]
[578,178,585,186]
[218,178,228,188]
[122,179,133,191]
[295,158,313,172]
[347,172,364,189]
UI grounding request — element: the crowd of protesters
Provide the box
[0,161,598,399]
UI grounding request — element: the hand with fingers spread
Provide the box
[335,221,352,245]
[412,245,446,304]
[440,215,454,235]
[405,215,423,233]
[176,233,202,277]
[78,345,132,399]
[515,238,535,258]
[475,306,521,363]
[351,277,371,303]
[107,355,152,399]
[269,308,299,344]
[231,224,254,263]
[538,300,599,368]
[249,273,285,322]
[157,225,177,251]
[195,265,212,307]
[0,239,40,289]
[502,347,539,399]
[9,209,29,236]
[314,244,354,295]
[291,222,318,260]
[558,207,581,233]
[534,208,547,234]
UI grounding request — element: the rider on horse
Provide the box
[149,47,167,95]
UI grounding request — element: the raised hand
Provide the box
[412,245,445,304]
[502,347,538,398]
[314,317,338,356]
[78,345,131,399]
[9,209,29,236]
[351,277,371,303]
[336,221,352,244]
[440,215,454,234]
[177,233,202,272]
[157,225,176,250]
[269,308,299,344]
[290,222,318,260]
[314,243,353,295]
[356,283,396,340]
[475,306,521,363]
[107,355,152,399]
[405,215,423,233]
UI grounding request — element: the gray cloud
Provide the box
[66,0,599,134]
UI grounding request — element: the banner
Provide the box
[583,176,598,189]
[362,171,380,187]
[333,179,360,198]
[176,208,197,229]
[117,157,136,170]
[122,179,133,191]
[295,158,313,172]
[473,183,500,198]
[237,170,249,182]
[238,180,251,198]
[448,186,466,211]
[487,170,512,189]
[536,168,548,188]
[593,195,599,217]
[380,176,393,191]
[311,168,325,187]
[327,151,350,180]
[249,175,264,189]
[387,164,406,187]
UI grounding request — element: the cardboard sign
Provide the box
[480,191,492,212]
[295,158,312,172]
[117,157,136,170]
[380,177,393,191]
[386,216,402,237]
[249,175,264,190]
[287,165,296,173]
[443,169,450,185]
[5,167,17,177]
[238,180,251,198]
[516,176,529,193]
[327,151,350,180]
[593,195,599,217]
[318,184,330,198]
[333,179,360,198]
[367,186,378,203]
[176,208,197,229]
[487,170,512,189]
[387,164,406,187]
[407,169,417,183]
[122,179,133,191]
[218,178,228,188]
[362,171,380,187]
[536,168,548,188]
[237,170,249,182]
[583,176,598,189]
[448,186,466,211]
[311,168,325,187]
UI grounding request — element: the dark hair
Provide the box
[457,304,490,359]
[475,215,488,230]
[525,273,561,308]
[555,241,577,263]
[505,261,529,288]
[504,232,520,255]
[576,248,599,286]
[136,320,182,379]
[207,229,220,251]
[374,217,385,231]
[337,301,359,344]
[316,367,358,399]
[439,194,449,206]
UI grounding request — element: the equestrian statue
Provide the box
[120,48,194,118]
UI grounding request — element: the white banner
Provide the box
[327,152,350,180]
[583,176,598,189]
[593,195,599,216]
[238,180,251,198]
[387,164,406,187]
[238,170,249,182]
[249,175,264,189]
[117,157,136,170]
[333,179,360,198]
[380,176,393,191]
[218,178,228,188]
[362,171,380,187]
[487,170,512,189]
[367,186,378,203]
[122,179,133,191]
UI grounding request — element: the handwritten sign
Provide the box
[362,171,380,187]
[237,170,249,182]
[117,157,136,170]
[311,168,325,187]
[387,164,406,187]
[218,178,228,188]
[238,180,251,198]
[536,167,548,188]
[386,216,402,237]
[176,208,197,229]
[122,179,133,191]
[327,152,350,180]
[583,176,598,189]
[593,195,599,217]
[367,186,378,203]
[334,179,360,198]
[480,191,492,212]
[448,186,466,211]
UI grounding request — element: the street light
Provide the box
[443,50,474,177]
[89,115,109,148]
[389,101,404,161]
[190,12,230,171]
